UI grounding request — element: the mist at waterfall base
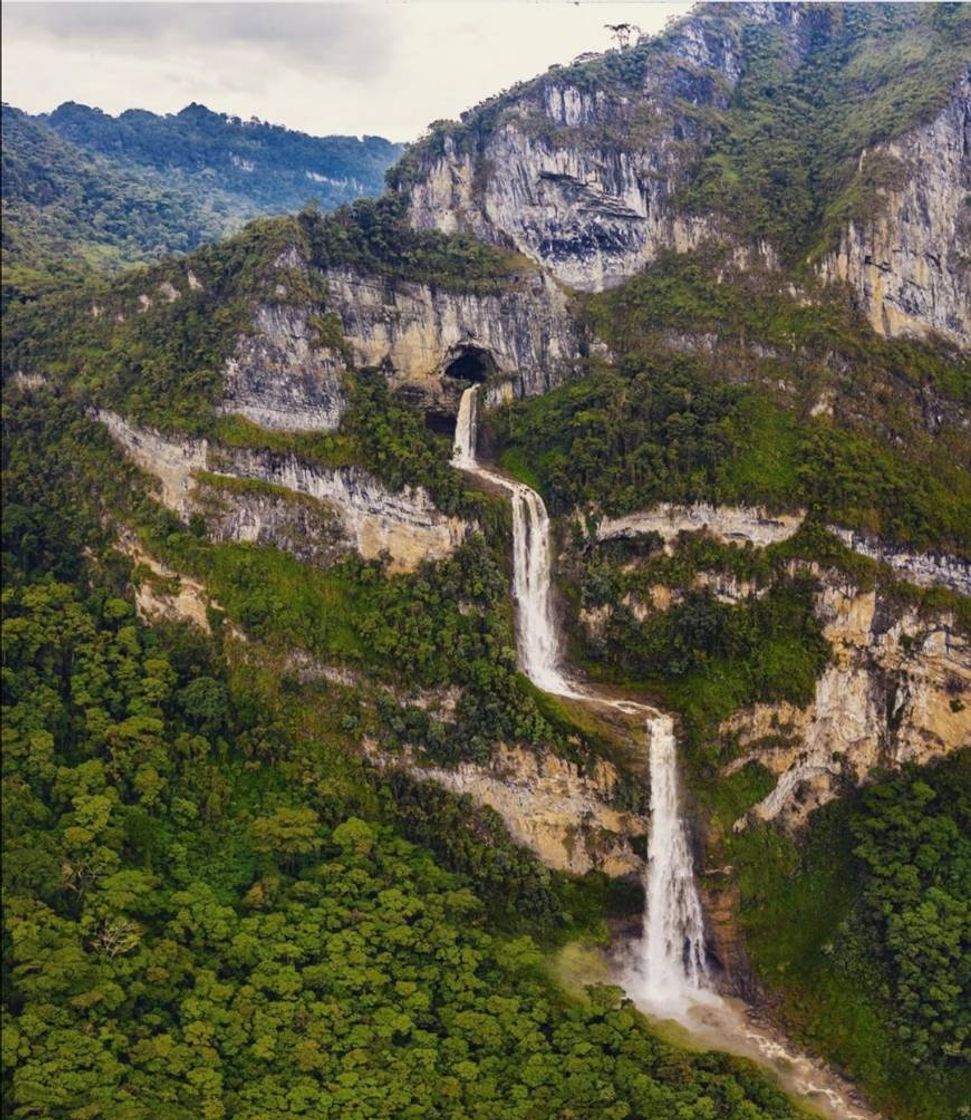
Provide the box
[450,386,877,1120]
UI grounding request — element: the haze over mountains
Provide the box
[1,99,402,290]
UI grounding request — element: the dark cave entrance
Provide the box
[443,345,495,383]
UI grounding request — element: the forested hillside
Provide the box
[1,101,402,302]
[3,4,969,1120]
[42,101,402,213]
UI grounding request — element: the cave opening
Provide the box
[443,345,495,383]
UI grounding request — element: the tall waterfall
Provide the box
[449,383,875,1118]
[636,715,712,1011]
[452,384,709,996]
[452,383,478,470]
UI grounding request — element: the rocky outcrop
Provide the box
[98,410,468,572]
[192,476,347,569]
[325,266,582,403]
[829,526,971,597]
[596,503,804,551]
[221,303,347,431]
[405,5,819,290]
[117,533,224,634]
[388,744,647,876]
[818,69,971,347]
[594,502,971,595]
[724,581,971,829]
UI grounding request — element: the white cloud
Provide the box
[1,0,691,140]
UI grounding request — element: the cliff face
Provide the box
[724,579,970,830]
[220,302,347,431]
[818,69,971,347]
[404,5,828,292]
[402,4,968,347]
[595,502,971,596]
[98,410,468,572]
[325,266,581,405]
[406,22,745,290]
[378,744,647,877]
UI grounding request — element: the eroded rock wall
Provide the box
[325,266,582,402]
[405,6,820,291]
[98,410,468,572]
[385,744,647,877]
[221,302,347,431]
[594,502,971,595]
[724,580,971,829]
[818,70,971,346]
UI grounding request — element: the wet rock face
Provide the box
[818,70,971,347]
[221,303,347,431]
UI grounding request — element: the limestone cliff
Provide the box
[818,69,971,347]
[220,302,347,431]
[594,502,971,596]
[571,506,970,831]
[405,8,753,290]
[402,3,968,346]
[725,579,970,830]
[325,266,581,405]
[375,743,647,877]
[98,410,468,572]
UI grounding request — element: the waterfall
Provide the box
[448,384,876,1118]
[636,715,712,1012]
[510,487,581,696]
[451,382,710,1000]
[452,383,478,469]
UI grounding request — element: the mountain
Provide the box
[1,100,404,299]
[3,5,969,1120]
[41,100,404,213]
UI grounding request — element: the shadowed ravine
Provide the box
[452,385,880,1120]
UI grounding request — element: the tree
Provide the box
[605,23,640,49]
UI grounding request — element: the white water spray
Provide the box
[634,715,713,1013]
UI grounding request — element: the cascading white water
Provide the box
[452,383,478,470]
[448,383,878,1117]
[509,487,581,696]
[453,385,579,696]
[452,384,708,998]
[635,715,712,1012]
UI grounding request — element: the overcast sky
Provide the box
[2,0,692,141]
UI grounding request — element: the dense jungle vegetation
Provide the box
[723,755,971,1120]
[491,336,971,557]
[3,375,806,1120]
[4,5,970,1118]
[42,101,402,214]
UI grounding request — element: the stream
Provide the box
[452,385,880,1120]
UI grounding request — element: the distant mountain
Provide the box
[41,101,403,214]
[1,101,403,299]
